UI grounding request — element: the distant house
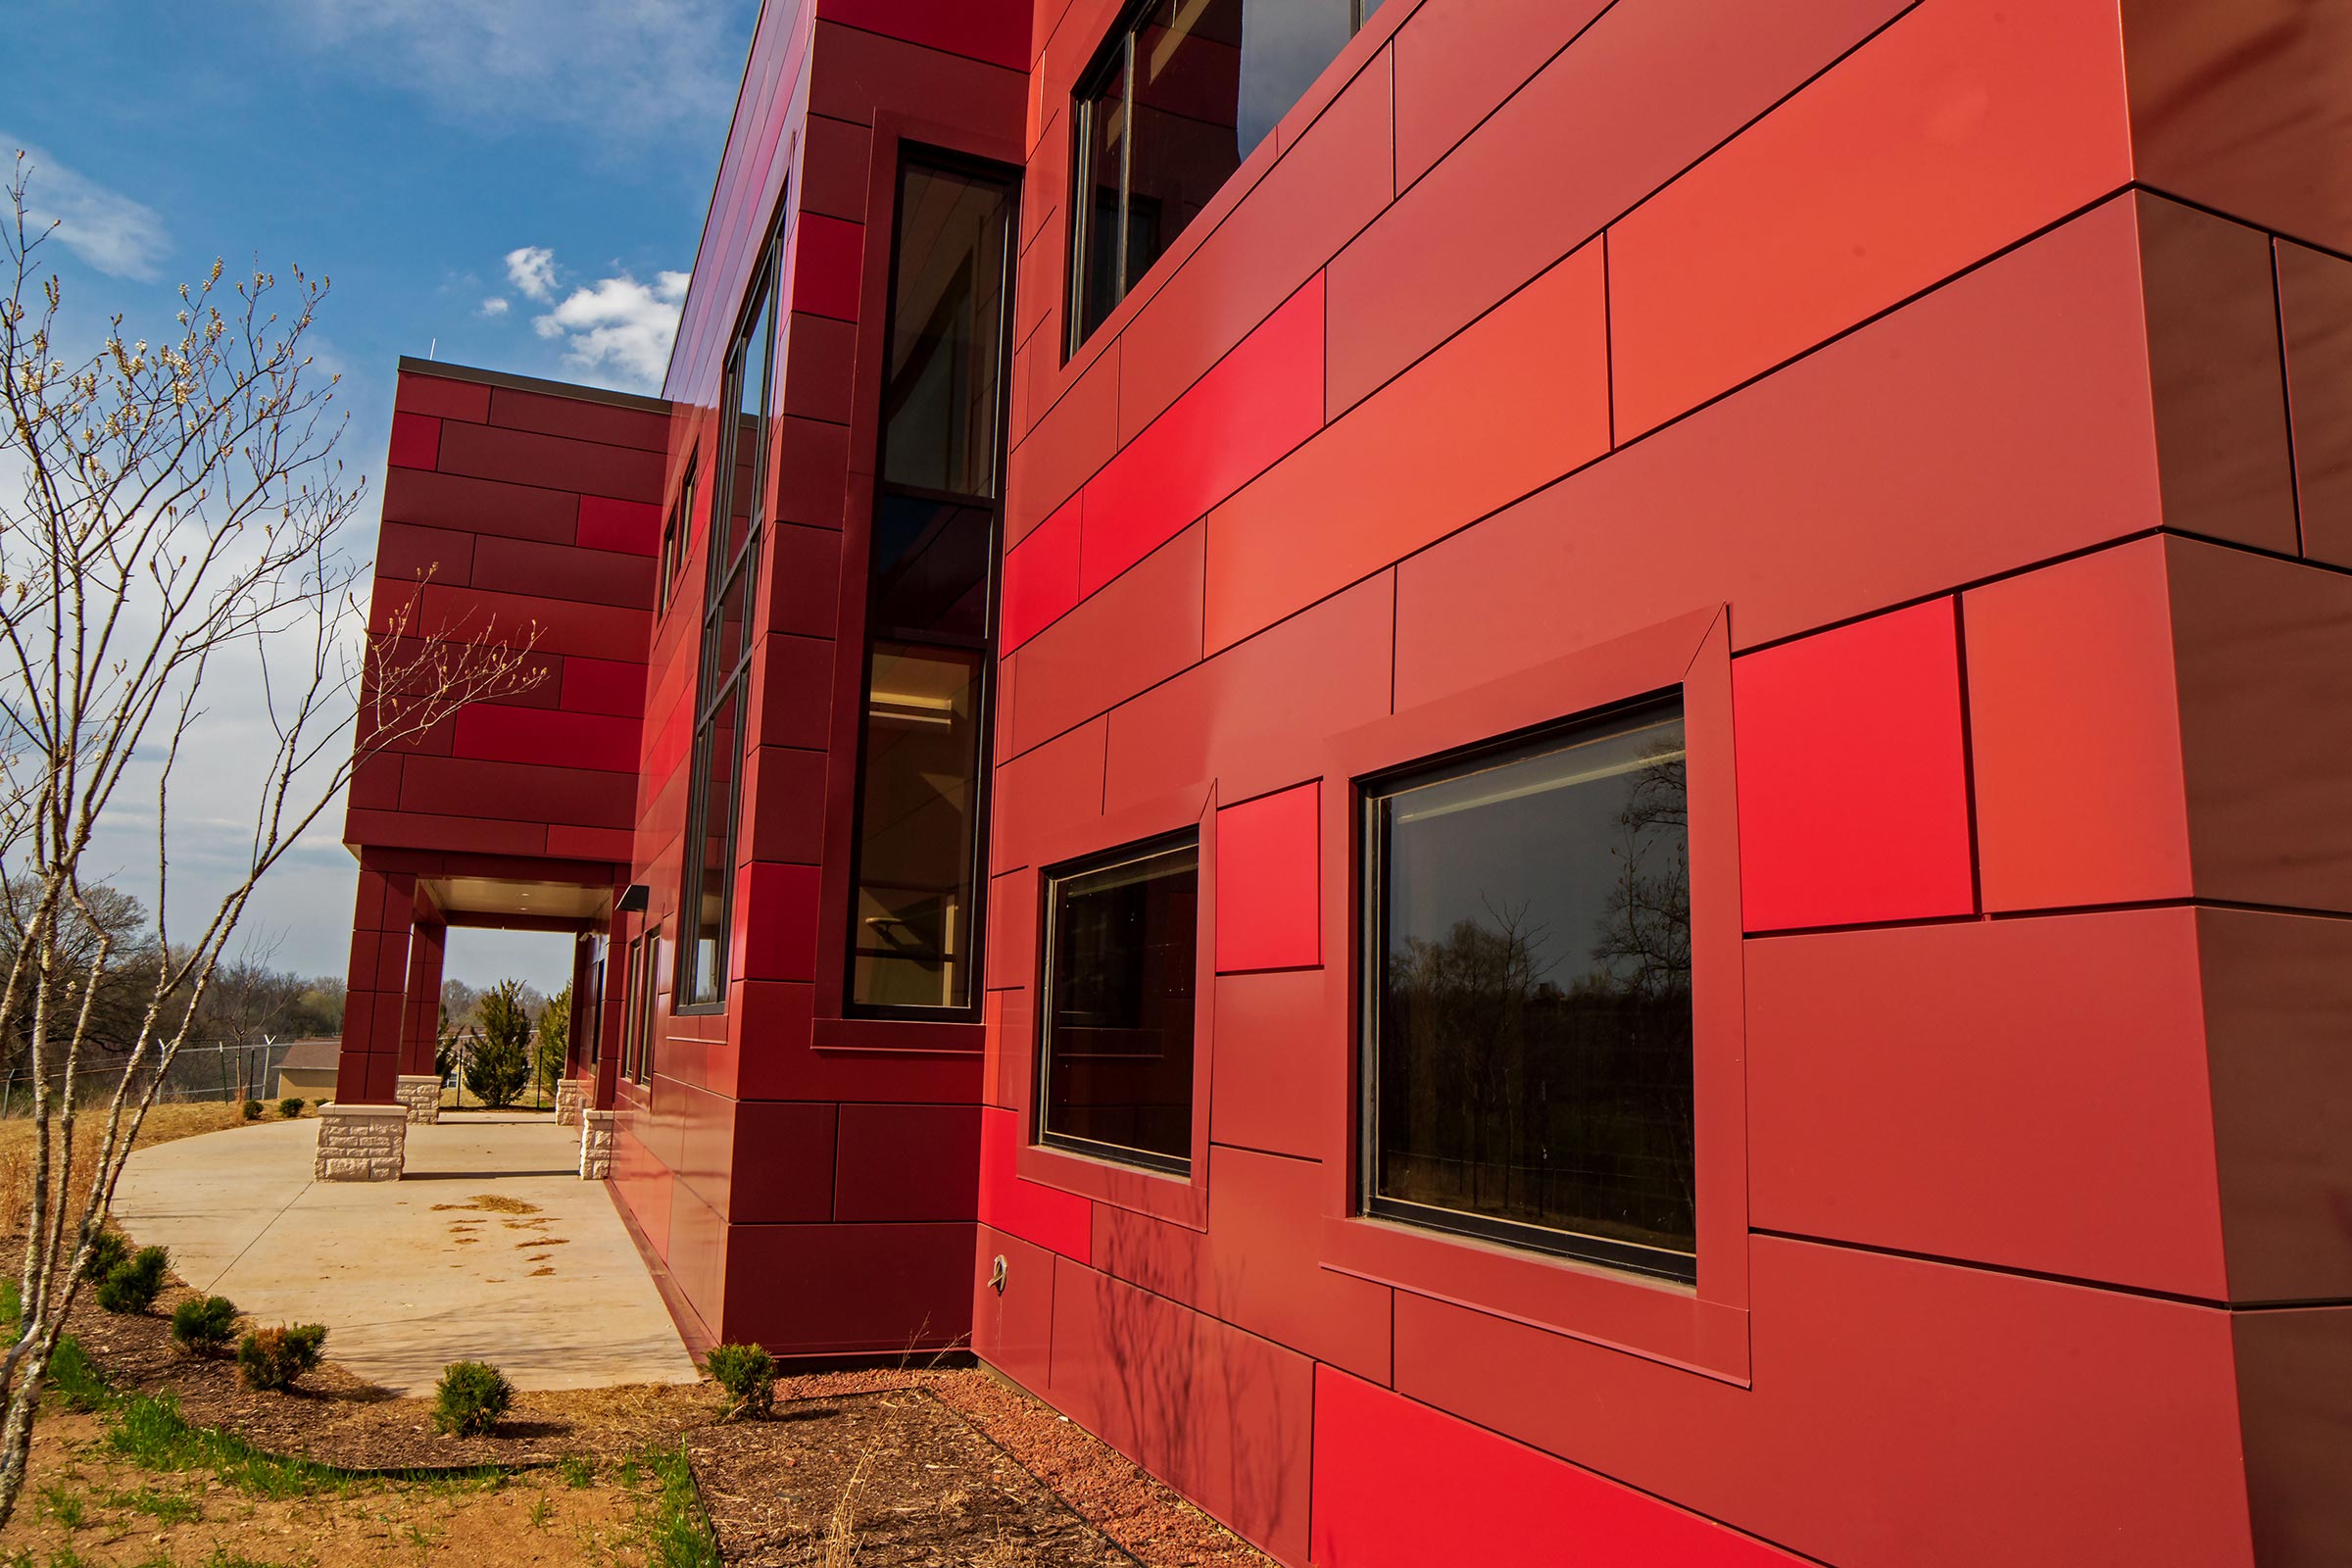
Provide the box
[270,1039,340,1103]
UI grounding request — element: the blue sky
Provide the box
[10,0,760,990]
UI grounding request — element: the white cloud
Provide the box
[478,296,510,318]
[531,268,689,393]
[504,245,557,302]
[3,137,170,280]
[273,0,752,143]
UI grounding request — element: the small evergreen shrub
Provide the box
[705,1341,774,1418]
[241,1099,264,1121]
[238,1322,327,1391]
[431,1359,514,1437]
[171,1294,240,1353]
[278,1097,305,1119]
[82,1230,129,1286]
[95,1245,171,1314]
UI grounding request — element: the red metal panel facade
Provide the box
[348,0,2352,1558]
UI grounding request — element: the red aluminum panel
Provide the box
[1077,275,1323,598]
[815,0,1029,72]
[2122,0,2352,257]
[1313,1368,1805,1567]
[575,494,662,556]
[1207,966,1340,1163]
[1212,781,1318,973]
[1000,491,1081,650]
[1332,0,1908,416]
[973,1224,1056,1393]
[380,467,581,545]
[1390,0,1611,187]
[1748,910,2228,1298]
[468,535,654,609]
[1732,599,1973,932]
[722,1221,974,1354]
[1965,540,2190,910]
[2169,539,2352,913]
[434,419,665,503]
[559,655,650,718]
[2199,908,2352,1304]
[1011,524,1202,755]
[724,1102,838,1224]
[2232,1303,2352,1561]
[1047,1253,1312,1560]
[486,386,667,452]
[792,214,864,323]
[387,412,440,471]
[394,374,491,422]
[1608,0,2133,436]
[450,706,639,775]
[1204,239,1609,655]
[736,860,820,983]
[1395,202,2161,702]
[1006,345,1117,547]
[833,1103,981,1222]
[1395,1237,2253,1568]
[979,1106,1091,1260]
[2278,240,2352,566]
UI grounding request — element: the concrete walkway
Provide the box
[114,1112,700,1396]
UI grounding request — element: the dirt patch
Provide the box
[691,1387,1135,1566]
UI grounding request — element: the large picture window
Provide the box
[848,155,1017,1014]
[678,257,775,1010]
[1363,700,1696,1282]
[1068,0,1384,350]
[1038,836,1200,1172]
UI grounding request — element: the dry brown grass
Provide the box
[0,1100,246,1238]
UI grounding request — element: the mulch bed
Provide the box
[18,1234,1273,1567]
[690,1387,1138,1566]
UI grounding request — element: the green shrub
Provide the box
[82,1230,129,1287]
[278,1097,305,1119]
[431,1359,514,1437]
[704,1341,773,1418]
[237,1323,326,1391]
[241,1099,264,1121]
[466,980,534,1108]
[95,1246,171,1314]
[171,1295,240,1354]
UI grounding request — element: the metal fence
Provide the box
[0,1041,291,1119]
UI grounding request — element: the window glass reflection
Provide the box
[1040,839,1199,1169]
[852,645,984,1009]
[883,167,1013,499]
[1369,704,1696,1279]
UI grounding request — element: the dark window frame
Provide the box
[618,934,643,1080]
[1358,694,1698,1285]
[657,460,694,616]
[676,235,780,1015]
[1065,0,1381,357]
[1035,828,1203,1176]
[843,145,1021,1021]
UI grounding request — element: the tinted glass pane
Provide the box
[850,645,983,1009]
[869,492,992,640]
[684,683,741,1007]
[1076,59,1127,341]
[883,167,1015,499]
[638,933,662,1081]
[719,287,770,569]
[1125,0,1243,291]
[1372,706,1695,1275]
[1236,0,1351,156]
[1041,841,1198,1166]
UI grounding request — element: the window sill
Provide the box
[1321,1214,1748,1385]
[1017,1134,1207,1231]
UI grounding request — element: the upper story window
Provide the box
[1039,834,1200,1173]
[848,156,1019,1015]
[1363,700,1696,1282]
[657,462,692,615]
[1069,0,1385,351]
[678,257,776,1011]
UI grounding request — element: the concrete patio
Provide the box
[113,1111,700,1396]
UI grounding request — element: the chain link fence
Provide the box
[0,1041,294,1119]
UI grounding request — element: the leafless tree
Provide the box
[0,152,543,1526]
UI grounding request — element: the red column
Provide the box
[564,933,593,1078]
[593,908,628,1108]
[398,920,446,1078]
[332,861,416,1102]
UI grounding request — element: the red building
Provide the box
[335,0,2352,1561]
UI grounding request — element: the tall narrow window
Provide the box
[1364,701,1696,1282]
[848,156,1018,1014]
[1039,836,1200,1171]
[634,928,662,1085]
[658,462,693,615]
[679,259,775,1010]
[1069,0,1372,351]
[618,936,643,1079]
